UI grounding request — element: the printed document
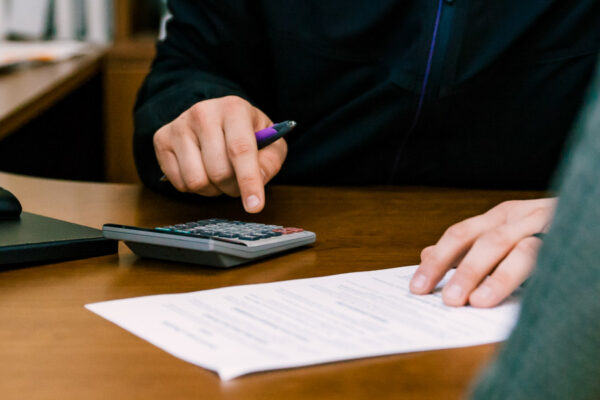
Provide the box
[86,266,520,380]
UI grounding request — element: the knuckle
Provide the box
[496,200,517,213]
[515,238,541,258]
[488,271,513,290]
[529,207,548,219]
[189,103,209,124]
[207,167,234,186]
[237,172,262,188]
[227,137,255,158]
[457,263,480,281]
[220,96,250,115]
[445,222,471,242]
[153,129,170,149]
[184,176,209,193]
[421,252,443,269]
[221,95,245,107]
[482,228,512,248]
[502,200,518,208]
[420,246,434,261]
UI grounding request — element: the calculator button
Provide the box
[254,233,274,239]
[155,227,173,232]
[215,232,238,239]
[239,235,260,241]
[193,220,214,226]
[272,227,304,235]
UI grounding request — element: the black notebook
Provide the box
[0,212,117,267]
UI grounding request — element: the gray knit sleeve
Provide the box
[470,63,600,400]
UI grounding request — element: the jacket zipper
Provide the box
[391,0,457,181]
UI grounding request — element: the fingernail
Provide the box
[445,284,463,300]
[411,273,427,290]
[245,195,261,211]
[472,283,493,302]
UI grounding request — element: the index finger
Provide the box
[223,114,265,213]
[410,211,504,294]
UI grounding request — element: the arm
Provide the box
[470,63,600,399]
[134,1,285,212]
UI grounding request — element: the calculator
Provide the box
[102,219,316,267]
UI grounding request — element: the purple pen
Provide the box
[255,120,297,149]
[159,120,297,182]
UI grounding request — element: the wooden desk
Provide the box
[0,51,105,141]
[0,172,544,400]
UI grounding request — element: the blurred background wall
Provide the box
[0,0,168,183]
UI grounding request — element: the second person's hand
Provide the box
[153,96,288,213]
[410,198,557,307]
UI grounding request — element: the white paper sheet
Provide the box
[0,40,89,67]
[86,266,520,380]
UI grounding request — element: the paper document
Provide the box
[86,266,520,380]
[0,40,89,68]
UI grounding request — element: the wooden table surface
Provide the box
[0,50,105,140]
[0,172,544,400]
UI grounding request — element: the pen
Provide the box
[159,120,297,182]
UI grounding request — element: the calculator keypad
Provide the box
[155,219,303,243]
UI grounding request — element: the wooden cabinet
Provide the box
[103,1,161,183]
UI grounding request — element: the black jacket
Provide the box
[134,0,600,191]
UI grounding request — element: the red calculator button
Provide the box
[272,227,304,235]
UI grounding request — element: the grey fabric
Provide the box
[470,64,600,399]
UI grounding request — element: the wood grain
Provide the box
[103,38,156,183]
[0,172,546,400]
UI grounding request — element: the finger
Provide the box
[258,138,287,184]
[421,244,467,266]
[441,209,549,306]
[469,236,542,308]
[420,246,435,262]
[410,212,504,294]
[191,117,239,197]
[153,126,187,191]
[223,114,264,213]
[157,149,186,192]
[172,129,221,196]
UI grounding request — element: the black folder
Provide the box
[0,212,117,267]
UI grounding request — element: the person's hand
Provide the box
[410,198,557,307]
[153,96,287,213]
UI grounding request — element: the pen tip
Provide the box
[288,121,297,128]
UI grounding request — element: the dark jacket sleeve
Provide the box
[469,63,600,400]
[133,0,260,191]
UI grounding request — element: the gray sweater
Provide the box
[470,62,600,399]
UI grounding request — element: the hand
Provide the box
[153,96,287,213]
[410,198,557,307]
